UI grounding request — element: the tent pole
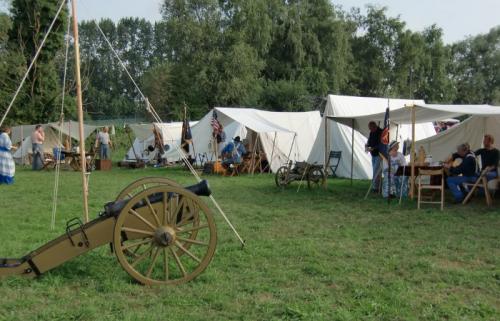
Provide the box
[410,105,416,199]
[21,126,23,166]
[266,132,277,174]
[68,121,71,150]
[251,133,259,175]
[286,133,296,164]
[71,0,89,223]
[351,118,355,185]
[324,117,328,182]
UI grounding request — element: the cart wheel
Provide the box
[275,166,290,187]
[113,185,217,285]
[307,167,325,189]
[115,177,182,201]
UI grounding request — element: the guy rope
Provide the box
[0,0,239,285]
[91,17,245,247]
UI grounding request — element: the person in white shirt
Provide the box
[95,127,112,159]
[382,141,408,198]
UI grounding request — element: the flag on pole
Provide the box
[181,117,192,153]
[211,109,224,143]
[379,106,390,158]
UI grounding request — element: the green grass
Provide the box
[0,166,499,321]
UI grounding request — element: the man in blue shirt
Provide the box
[221,136,246,166]
[445,143,478,203]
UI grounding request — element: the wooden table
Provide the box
[62,151,96,172]
[396,165,444,187]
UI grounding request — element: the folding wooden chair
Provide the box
[462,167,493,206]
[326,151,342,177]
[417,168,445,211]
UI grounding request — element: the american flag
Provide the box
[379,106,390,158]
[211,109,222,137]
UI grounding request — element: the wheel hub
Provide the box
[153,226,176,247]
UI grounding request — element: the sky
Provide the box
[1,0,499,44]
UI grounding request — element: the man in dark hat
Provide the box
[221,136,246,166]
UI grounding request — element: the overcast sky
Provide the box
[2,0,499,44]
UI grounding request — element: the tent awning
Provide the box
[216,107,295,134]
[332,103,500,126]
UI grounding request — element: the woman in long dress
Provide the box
[0,126,15,184]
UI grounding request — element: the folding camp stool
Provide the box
[462,168,493,206]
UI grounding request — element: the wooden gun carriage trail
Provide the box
[0,177,217,286]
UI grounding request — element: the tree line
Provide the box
[0,0,499,125]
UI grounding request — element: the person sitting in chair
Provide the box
[221,136,246,167]
[445,143,478,203]
[474,134,499,180]
[382,141,408,199]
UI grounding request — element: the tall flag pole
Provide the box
[211,109,222,161]
[181,104,192,154]
[380,101,390,204]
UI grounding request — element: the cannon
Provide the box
[275,161,325,189]
[0,177,217,286]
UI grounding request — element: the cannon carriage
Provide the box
[0,177,217,286]
[275,161,325,189]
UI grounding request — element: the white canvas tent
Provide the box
[307,95,437,180]
[416,116,499,163]
[13,120,99,165]
[164,107,322,172]
[331,102,500,195]
[337,103,500,163]
[125,122,198,162]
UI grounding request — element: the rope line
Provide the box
[91,19,245,246]
[51,3,72,230]
[0,0,67,128]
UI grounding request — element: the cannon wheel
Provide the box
[115,177,182,201]
[115,177,200,258]
[113,185,217,285]
[307,167,325,189]
[275,166,290,187]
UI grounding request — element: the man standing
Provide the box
[445,143,478,203]
[366,121,383,192]
[31,125,45,170]
[475,134,499,180]
[95,127,112,160]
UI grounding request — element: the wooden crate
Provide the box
[96,159,112,171]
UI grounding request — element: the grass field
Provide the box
[0,165,499,321]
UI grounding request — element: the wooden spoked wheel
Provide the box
[113,186,217,285]
[115,177,199,258]
[115,177,182,201]
[307,167,325,189]
[275,166,290,187]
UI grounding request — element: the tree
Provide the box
[450,27,500,104]
[0,12,26,124]
[349,6,406,97]
[7,0,68,123]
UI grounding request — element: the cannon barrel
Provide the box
[104,179,211,217]
[185,179,211,197]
